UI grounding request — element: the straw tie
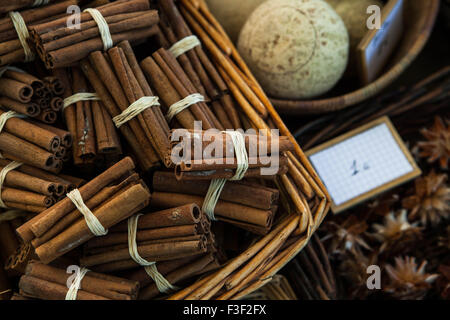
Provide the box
[169,35,201,58]
[8,12,34,62]
[83,8,113,51]
[66,189,108,236]
[113,96,160,128]
[202,131,249,220]
[63,93,100,111]
[65,267,90,300]
[166,93,204,122]
[127,214,178,293]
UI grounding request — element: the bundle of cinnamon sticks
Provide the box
[0,68,65,123]
[16,157,151,264]
[141,48,225,131]
[81,41,171,171]
[156,0,243,129]
[55,66,122,167]
[80,203,216,272]
[0,0,79,66]
[0,113,71,173]
[151,172,279,235]
[19,260,140,300]
[30,0,160,69]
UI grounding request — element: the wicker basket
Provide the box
[167,0,331,300]
[269,0,440,115]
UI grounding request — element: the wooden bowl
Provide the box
[270,0,440,115]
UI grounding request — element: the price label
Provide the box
[306,116,421,214]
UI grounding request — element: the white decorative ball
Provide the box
[237,0,349,99]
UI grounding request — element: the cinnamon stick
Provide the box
[35,182,150,264]
[17,156,136,242]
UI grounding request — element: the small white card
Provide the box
[306,117,421,213]
[357,0,404,84]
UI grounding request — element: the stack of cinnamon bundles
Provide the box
[0,0,322,302]
[30,0,160,69]
[16,157,151,264]
[19,260,140,300]
[80,203,215,272]
[151,172,279,235]
[0,68,64,123]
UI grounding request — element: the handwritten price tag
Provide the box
[357,0,404,84]
[306,117,421,214]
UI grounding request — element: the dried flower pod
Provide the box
[384,256,438,300]
[324,215,371,255]
[402,171,450,226]
[371,210,422,253]
[338,249,378,299]
[417,117,450,169]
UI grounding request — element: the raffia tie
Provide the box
[8,12,34,62]
[202,131,249,220]
[66,189,108,236]
[169,35,201,58]
[65,267,90,300]
[63,93,100,111]
[166,93,204,122]
[113,96,160,128]
[33,0,50,6]
[127,214,178,293]
[83,8,113,51]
